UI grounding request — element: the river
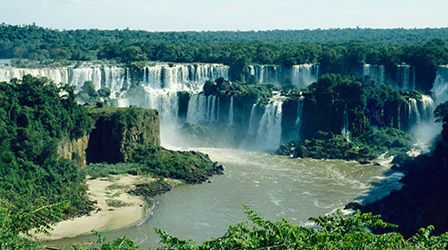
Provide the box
[47,147,402,249]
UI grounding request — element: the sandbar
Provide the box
[35,174,156,241]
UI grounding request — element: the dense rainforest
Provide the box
[2,24,448,89]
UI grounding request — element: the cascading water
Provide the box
[395,65,415,90]
[227,96,234,127]
[142,63,229,91]
[433,66,448,104]
[247,104,259,136]
[255,100,283,151]
[292,98,304,141]
[246,64,319,86]
[0,65,128,93]
[291,64,319,87]
[341,103,351,142]
[186,93,208,124]
[362,64,385,85]
[408,66,448,154]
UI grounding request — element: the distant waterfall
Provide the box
[433,66,448,105]
[186,93,207,124]
[292,98,304,141]
[248,104,258,136]
[255,100,283,151]
[186,94,220,125]
[208,95,218,122]
[246,64,319,86]
[144,89,179,128]
[0,66,128,93]
[291,64,319,87]
[246,65,282,84]
[341,103,351,142]
[395,65,415,90]
[362,64,385,85]
[227,96,234,127]
[142,63,230,92]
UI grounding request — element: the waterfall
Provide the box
[292,98,304,141]
[362,64,385,85]
[207,95,218,122]
[143,88,179,143]
[186,93,208,124]
[433,66,448,105]
[341,103,351,142]
[255,100,283,151]
[227,96,234,127]
[408,66,448,153]
[248,104,258,136]
[407,98,421,126]
[142,63,230,92]
[395,65,415,90]
[408,94,441,155]
[291,64,319,87]
[246,64,319,86]
[0,66,127,92]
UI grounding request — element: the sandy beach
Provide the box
[35,174,157,241]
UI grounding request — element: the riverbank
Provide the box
[36,174,176,241]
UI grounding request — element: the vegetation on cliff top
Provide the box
[0,75,93,218]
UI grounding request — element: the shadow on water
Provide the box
[351,167,404,207]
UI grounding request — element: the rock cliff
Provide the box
[86,106,160,164]
[58,106,160,166]
[57,135,90,167]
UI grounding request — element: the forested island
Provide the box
[1,24,448,249]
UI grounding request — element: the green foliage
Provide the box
[155,206,448,249]
[304,74,368,138]
[0,199,68,249]
[72,231,141,250]
[84,142,218,184]
[277,131,372,161]
[97,87,111,98]
[84,162,145,177]
[277,126,414,161]
[356,126,414,157]
[0,75,92,218]
[81,81,96,95]
[130,144,219,184]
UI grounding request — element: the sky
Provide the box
[2,0,448,32]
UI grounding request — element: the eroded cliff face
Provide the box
[86,106,160,164]
[57,106,160,166]
[58,135,90,167]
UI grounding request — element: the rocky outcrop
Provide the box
[86,106,160,164]
[58,134,90,167]
[58,106,161,166]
